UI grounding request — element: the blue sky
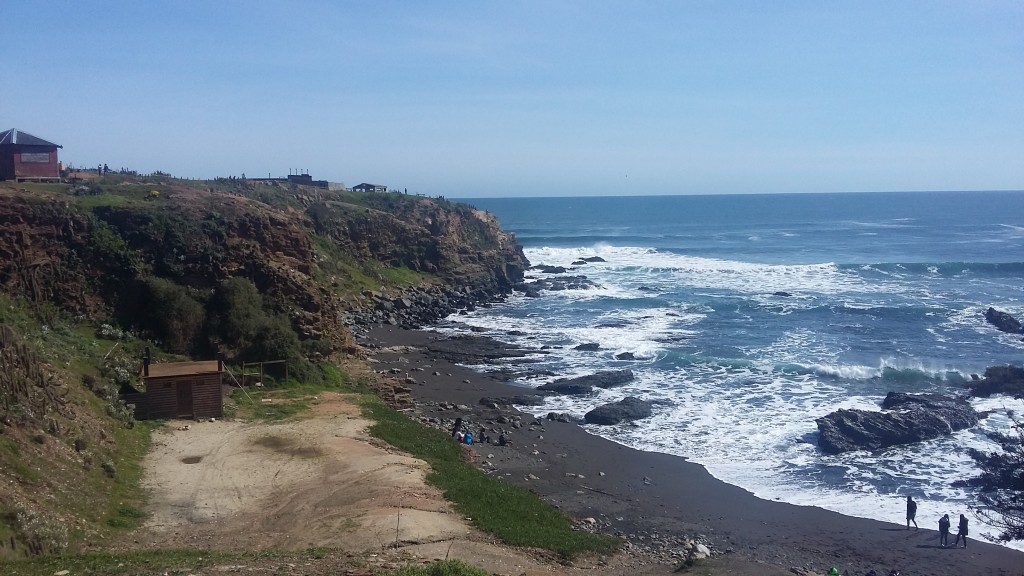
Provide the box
[3,1,1022,196]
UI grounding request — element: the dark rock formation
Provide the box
[584,396,653,425]
[615,352,637,360]
[0,181,530,357]
[582,256,607,263]
[985,307,1023,334]
[423,335,540,365]
[519,275,598,293]
[479,395,547,407]
[816,392,979,454]
[535,265,568,274]
[966,365,1024,399]
[537,370,636,395]
[537,380,594,395]
[546,412,577,423]
[574,342,601,351]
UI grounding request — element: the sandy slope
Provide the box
[133,392,574,574]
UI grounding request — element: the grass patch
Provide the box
[0,548,238,576]
[385,559,489,576]
[104,506,145,529]
[362,398,620,560]
[229,368,360,421]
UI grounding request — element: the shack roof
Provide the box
[0,129,62,148]
[144,360,221,378]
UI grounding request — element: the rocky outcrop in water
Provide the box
[985,307,1023,334]
[816,392,979,454]
[966,365,1024,399]
[584,396,653,425]
[537,369,636,395]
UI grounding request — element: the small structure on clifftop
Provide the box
[0,128,62,182]
[353,182,387,192]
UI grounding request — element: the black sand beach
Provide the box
[363,326,1024,576]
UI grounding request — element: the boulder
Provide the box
[584,396,653,425]
[615,352,637,360]
[985,307,1023,334]
[537,380,594,395]
[816,392,979,454]
[546,412,577,423]
[582,256,606,263]
[966,365,1024,399]
[574,342,601,351]
[479,394,547,407]
[538,370,636,395]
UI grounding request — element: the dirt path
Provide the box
[133,392,575,574]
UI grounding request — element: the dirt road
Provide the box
[134,392,575,574]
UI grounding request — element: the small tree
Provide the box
[143,277,204,354]
[957,415,1024,542]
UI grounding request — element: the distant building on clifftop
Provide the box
[353,183,387,192]
[0,128,62,182]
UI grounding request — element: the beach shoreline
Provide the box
[361,324,1024,576]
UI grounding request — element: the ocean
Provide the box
[446,191,1024,548]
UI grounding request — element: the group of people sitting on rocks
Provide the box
[449,417,507,446]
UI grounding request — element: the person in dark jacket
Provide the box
[906,495,918,530]
[938,513,951,547]
[954,514,969,548]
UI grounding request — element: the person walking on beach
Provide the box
[938,513,951,547]
[954,513,969,548]
[906,495,918,530]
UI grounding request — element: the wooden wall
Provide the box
[139,373,223,420]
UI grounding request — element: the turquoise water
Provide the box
[448,191,1024,547]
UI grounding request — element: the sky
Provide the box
[3,1,1022,197]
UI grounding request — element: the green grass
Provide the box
[363,397,620,560]
[104,506,144,529]
[385,560,489,576]
[0,548,486,576]
[229,369,358,421]
[0,548,247,576]
[70,192,138,209]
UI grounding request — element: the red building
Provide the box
[0,128,62,182]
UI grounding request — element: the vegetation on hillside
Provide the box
[0,174,536,567]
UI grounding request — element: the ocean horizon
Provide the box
[444,190,1024,549]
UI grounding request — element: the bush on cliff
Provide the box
[141,277,204,354]
[206,277,265,351]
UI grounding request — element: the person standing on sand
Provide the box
[954,513,969,548]
[906,495,918,530]
[938,513,951,547]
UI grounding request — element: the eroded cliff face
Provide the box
[0,181,528,355]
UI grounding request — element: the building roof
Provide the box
[144,360,221,378]
[354,183,386,188]
[0,128,62,148]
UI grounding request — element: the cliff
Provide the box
[0,177,527,358]
[0,175,529,558]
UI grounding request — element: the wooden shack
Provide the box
[131,351,224,420]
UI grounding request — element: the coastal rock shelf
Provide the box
[584,396,654,425]
[815,392,979,454]
[536,369,636,395]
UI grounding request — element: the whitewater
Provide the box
[445,191,1024,549]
